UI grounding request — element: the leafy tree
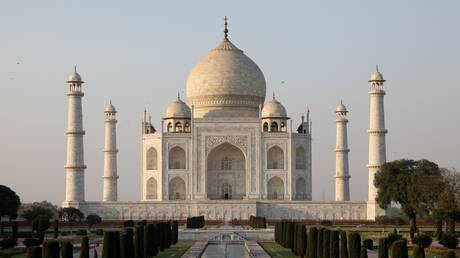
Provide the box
[58,207,84,222]
[0,185,21,221]
[20,201,57,222]
[85,214,102,229]
[374,159,442,239]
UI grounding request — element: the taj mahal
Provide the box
[62,20,387,221]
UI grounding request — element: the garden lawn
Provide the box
[259,241,299,258]
[156,242,194,258]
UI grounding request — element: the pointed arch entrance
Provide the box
[206,143,246,200]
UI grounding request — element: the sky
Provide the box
[1,0,459,205]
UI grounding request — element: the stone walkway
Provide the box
[181,241,207,258]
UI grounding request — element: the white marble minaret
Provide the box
[367,66,387,218]
[102,101,119,202]
[64,67,86,203]
[335,101,350,201]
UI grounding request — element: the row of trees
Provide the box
[375,159,460,239]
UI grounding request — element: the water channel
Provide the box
[200,232,251,258]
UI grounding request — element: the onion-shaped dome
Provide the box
[186,37,266,118]
[105,101,116,113]
[165,96,191,118]
[369,66,385,82]
[336,101,347,113]
[261,95,287,118]
[67,67,83,83]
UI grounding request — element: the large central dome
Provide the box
[186,36,266,118]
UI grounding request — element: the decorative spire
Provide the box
[177,91,180,100]
[272,91,276,100]
[376,65,379,72]
[224,16,229,39]
[74,65,77,73]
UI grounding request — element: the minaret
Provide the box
[367,66,387,218]
[335,101,350,201]
[64,67,86,203]
[102,101,119,201]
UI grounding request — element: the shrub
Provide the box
[320,220,333,226]
[323,229,331,258]
[137,220,147,226]
[390,240,408,258]
[348,232,361,258]
[26,246,42,258]
[363,239,373,249]
[249,216,267,229]
[134,226,144,258]
[125,228,135,258]
[412,245,425,258]
[446,250,456,258]
[95,228,104,236]
[307,227,318,258]
[61,241,74,258]
[172,220,179,245]
[85,214,102,229]
[360,245,368,258]
[42,240,60,258]
[12,221,18,239]
[53,219,59,239]
[386,232,402,247]
[0,238,17,249]
[120,234,129,258]
[76,229,87,236]
[439,233,459,249]
[102,232,115,258]
[144,224,155,257]
[123,220,134,228]
[377,238,388,258]
[186,216,205,229]
[80,236,89,258]
[113,231,121,258]
[23,238,42,247]
[413,234,432,248]
[330,230,339,258]
[294,224,307,257]
[340,231,348,258]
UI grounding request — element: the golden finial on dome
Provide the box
[224,16,229,39]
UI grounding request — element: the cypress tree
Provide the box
[113,231,121,258]
[53,220,59,239]
[299,225,307,257]
[144,224,154,257]
[412,245,425,258]
[287,222,295,249]
[435,218,443,240]
[102,232,114,258]
[377,238,388,258]
[79,236,90,258]
[134,226,144,258]
[27,246,42,258]
[348,232,361,258]
[307,227,317,258]
[125,228,135,258]
[42,240,60,258]
[323,229,330,258]
[330,230,339,258]
[166,221,172,248]
[360,246,368,258]
[390,240,408,258]
[293,224,298,254]
[172,220,179,245]
[61,241,74,258]
[0,221,4,235]
[446,250,455,258]
[340,231,348,258]
[120,234,129,258]
[317,228,324,258]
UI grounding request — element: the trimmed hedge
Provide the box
[80,236,89,258]
[293,224,307,257]
[413,234,432,248]
[390,240,408,258]
[53,219,59,239]
[0,238,17,249]
[323,229,330,258]
[360,246,368,258]
[134,226,144,258]
[317,227,324,258]
[412,245,425,258]
[123,220,134,228]
[102,232,115,258]
[363,239,373,249]
[439,233,459,249]
[186,216,205,229]
[61,241,74,258]
[23,238,42,248]
[42,240,60,258]
[172,220,179,245]
[249,216,267,229]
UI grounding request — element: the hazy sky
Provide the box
[1,0,459,205]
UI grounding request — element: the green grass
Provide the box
[259,242,299,258]
[155,242,194,258]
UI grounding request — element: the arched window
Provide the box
[296,177,307,200]
[267,146,284,169]
[271,122,278,132]
[221,182,232,199]
[184,122,190,132]
[169,177,186,200]
[263,122,269,132]
[146,147,158,170]
[221,157,233,170]
[175,122,182,132]
[167,122,173,132]
[280,122,286,131]
[267,176,284,200]
[146,177,157,200]
[296,146,306,169]
[168,146,186,169]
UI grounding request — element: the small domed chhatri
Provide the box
[186,18,266,118]
[369,66,385,82]
[165,94,191,118]
[67,66,83,83]
[105,100,116,113]
[262,93,288,118]
[336,100,347,112]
